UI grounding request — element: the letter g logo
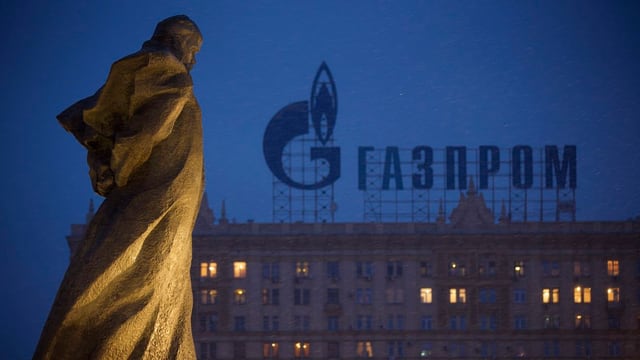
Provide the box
[263,63,341,190]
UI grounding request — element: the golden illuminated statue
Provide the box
[34,15,203,359]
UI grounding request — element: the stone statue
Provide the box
[34,15,203,359]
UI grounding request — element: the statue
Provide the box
[34,15,204,359]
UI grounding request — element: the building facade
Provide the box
[67,191,640,359]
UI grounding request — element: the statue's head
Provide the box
[147,15,203,70]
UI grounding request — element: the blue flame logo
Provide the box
[263,62,341,190]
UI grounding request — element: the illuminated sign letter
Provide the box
[383,146,403,190]
[479,145,500,189]
[512,145,533,189]
[446,146,467,189]
[358,146,374,190]
[412,146,433,189]
[545,145,577,189]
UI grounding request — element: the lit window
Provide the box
[296,261,310,278]
[356,341,373,358]
[542,288,559,303]
[575,313,591,329]
[233,261,247,278]
[449,288,467,303]
[513,261,525,277]
[263,342,279,358]
[420,288,433,304]
[607,260,619,276]
[449,261,466,277]
[200,261,217,278]
[234,288,246,304]
[573,286,591,303]
[607,287,620,303]
[294,342,310,358]
[200,289,217,304]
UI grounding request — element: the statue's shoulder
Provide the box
[110,49,185,76]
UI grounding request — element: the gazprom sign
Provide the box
[262,63,577,222]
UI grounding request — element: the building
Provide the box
[67,188,640,359]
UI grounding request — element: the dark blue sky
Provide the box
[1,1,639,358]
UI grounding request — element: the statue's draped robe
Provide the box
[34,49,203,359]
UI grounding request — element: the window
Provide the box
[449,315,467,330]
[575,313,591,329]
[262,315,280,331]
[327,342,340,358]
[480,342,497,358]
[233,261,246,278]
[514,315,528,329]
[200,289,218,304]
[294,288,311,305]
[543,340,559,357]
[543,314,560,329]
[233,342,246,359]
[386,314,404,330]
[356,261,374,278]
[575,340,592,357]
[262,262,280,282]
[387,341,404,358]
[479,288,497,303]
[262,288,280,305]
[607,259,620,276]
[327,288,340,304]
[478,260,496,277]
[356,288,373,304]
[356,315,373,330]
[542,288,559,303]
[356,341,373,358]
[449,288,467,303]
[327,261,340,280]
[479,314,497,331]
[294,315,311,331]
[513,288,526,303]
[385,288,404,304]
[448,261,466,276]
[386,260,403,278]
[295,261,310,278]
[420,288,433,304]
[542,260,560,277]
[294,342,310,358]
[607,341,621,356]
[421,315,433,330]
[199,342,216,360]
[327,316,339,331]
[573,260,590,277]
[608,314,621,329]
[233,316,245,332]
[206,314,218,332]
[607,287,621,303]
[234,289,246,304]
[419,343,433,357]
[573,286,591,303]
[262,342,279,358]
[200,261,217,278]
[513,261,525,277]
[419,261,433,277]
